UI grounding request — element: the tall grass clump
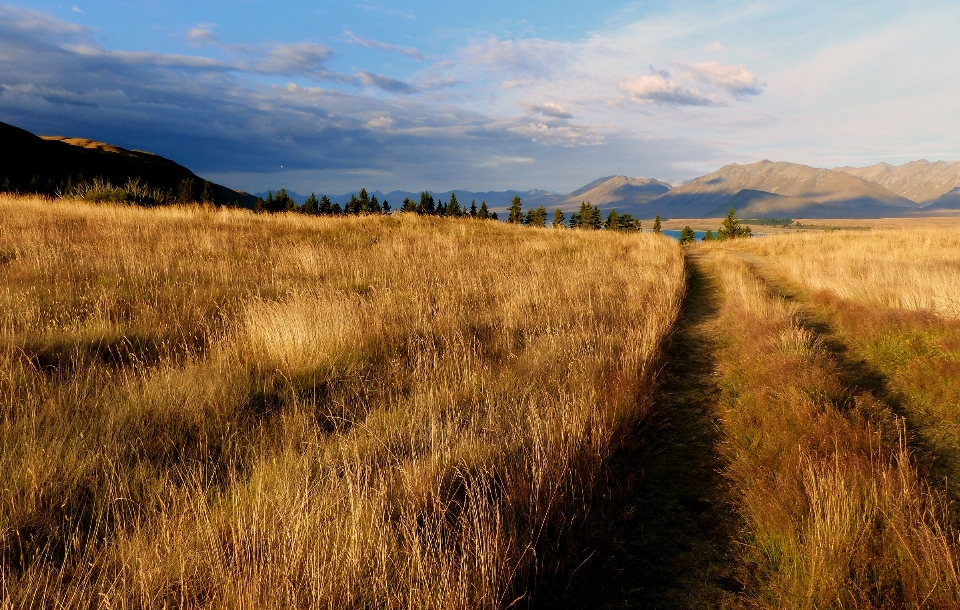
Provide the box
[702,249,960,608]
[0,194,685,608]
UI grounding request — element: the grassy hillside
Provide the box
[0,195,684,608]
[0,121,255,207]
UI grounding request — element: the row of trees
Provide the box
[253,189,754,243]
[255,188,502,220]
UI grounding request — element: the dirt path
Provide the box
[548,253,739,609]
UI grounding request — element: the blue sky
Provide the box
[1,1,958,194]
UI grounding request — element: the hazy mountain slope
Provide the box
[652,160,919,217]
[836,160,960,204]
[560,176,672,214]
[0,120,256,206]
[924,187,960,210]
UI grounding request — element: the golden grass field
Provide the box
[5,194,960,609]
[0,195,685,608]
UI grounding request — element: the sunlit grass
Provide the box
[0,194,685,608]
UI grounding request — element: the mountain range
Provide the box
[4,119,960,218]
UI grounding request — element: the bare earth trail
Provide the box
[548,253,740,609]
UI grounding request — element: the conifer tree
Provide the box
[437,199,448,217]
[718,207,751,240]
[254,197,266,213]
[446,192,461,217]
[332,203,343,215]
[470,200,478,218]
[653,215,662,234]
[382,200,391,214]
[524,206,547,227]
[319,195,333,215]
[347,194,360,215]
[303,193,319,214]
[358,188,370,214]
[678,225,696,245]
[369,194,382,214]
[418,191,435,215]
[201,180,217,205]
[478,201,490,220]
[552,208,566,228]
[490,211,499,220]
[703,229,715,241]
[507,195,523,223]
[605,209,621,231]
[401,197,417,213]
[178,178,197,204]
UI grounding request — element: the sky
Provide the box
[1,0,958,194]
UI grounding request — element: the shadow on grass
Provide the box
[538,254,740,609]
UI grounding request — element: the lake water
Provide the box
[661,229,708,241]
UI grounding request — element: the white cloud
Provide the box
[480,156,536,168]
[620,73,718,106]
[684,61,762,97]
[344,31,423,60]
[187,25,217,46]
[365,115,395,129]
[521,100,573,119]
[706,42,724,52]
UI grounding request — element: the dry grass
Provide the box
[698,247,960,608]
[0,195,685,608]
[732,226,960,517]
[735,227,960,319]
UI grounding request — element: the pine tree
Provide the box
[369,194,382,214]
[319,195,333,215]
[524,206,547,227]
[178,178,196,204]
[470,200,478,218]
[358,188,370,214]
[678,225,696,245]
[703,229,715,241]
[332,203,343,215]
[347,194,360,215]
[382,200,391,214]
[419,191,435,215]
[507,195,523,223]
[718,207,751,240]
[201,180,217,205]
[552,208,566,228]
[254,197,266,213]
[303,193,319,215]
[402,197,417,213]
[447,192,461,217]
[437,199,447,217]
[276,189,297,212]
[653,215,662,234]
[605,209,621,231]
[490,211,499,221]
[478,201,490,220]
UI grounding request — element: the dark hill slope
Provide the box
[0,120,255,206]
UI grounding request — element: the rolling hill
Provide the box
[560,176,672,215]
[836,160,960,204]
[650,160,920,218]
[0,120,256,206]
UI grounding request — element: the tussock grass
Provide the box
[0,195,684,608]
[736,227,960,319]
[701,249,960,608]
[735,226,960,514]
